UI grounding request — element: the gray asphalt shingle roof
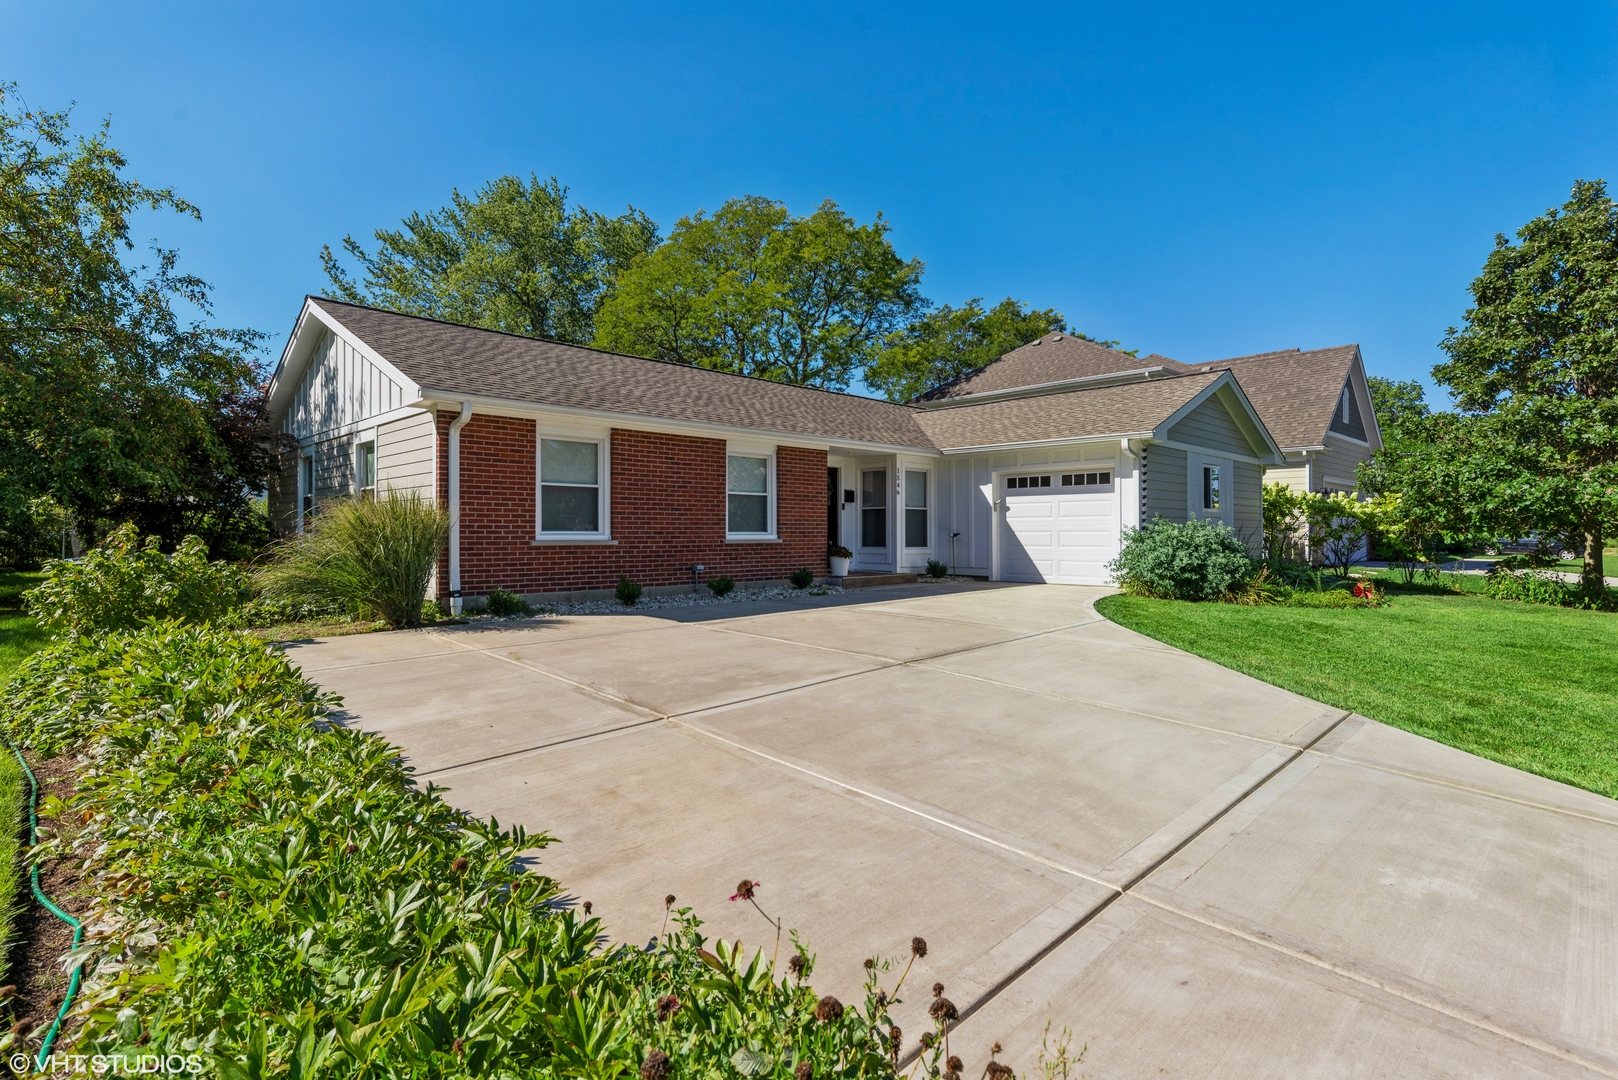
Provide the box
[919,333,1193,400]
[915,372,1223,450]
[1187,345,1360,450]
[313,299,935,449]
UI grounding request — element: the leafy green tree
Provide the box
[1365,376,1430,446]
[0,85,271,561]
[593,196,925,390]
[865,297,1101,401]
[1431,179,1618,593]
[323,174,658,345]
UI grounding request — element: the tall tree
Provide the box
[1365,376,1431,442]
[866,298,1128,402]
[1431,179,1618,592]
[593,196,925,390]
[0,85,270,561]
[322,174,659,345]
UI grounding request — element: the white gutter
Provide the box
[447,403,473,615]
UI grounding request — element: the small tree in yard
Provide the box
[255,492,448,628]
[1261,482,1309,561]
[1422,179,1618,598]
[1304,491,1369,578]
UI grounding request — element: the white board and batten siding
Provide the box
[281,329,413,441]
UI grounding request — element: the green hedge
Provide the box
[0,624,949,1078]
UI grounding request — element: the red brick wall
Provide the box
[435,412,828,598]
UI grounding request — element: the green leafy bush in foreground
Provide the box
[1,624,959,1078]
[23,523,250,635]
[255,493,448,628]
[1108,517,1254,601]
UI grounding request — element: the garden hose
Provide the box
[3,735,82,1070]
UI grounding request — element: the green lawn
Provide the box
[1095,581,1618,799]
[0,570,44,983]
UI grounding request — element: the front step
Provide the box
[837,572,918,588]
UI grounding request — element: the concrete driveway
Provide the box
[286,583,1618,1079]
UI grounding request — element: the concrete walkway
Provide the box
[286,584,1618,1079]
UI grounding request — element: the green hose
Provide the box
[5,738,82,1070]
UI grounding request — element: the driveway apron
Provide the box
[286,583,1618,1079]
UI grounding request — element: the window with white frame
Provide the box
[904,470,929,548]
[300,454,315,529]
[1202,464,1221,511]
[727,453,773,536]
[356,441,376,496]
[538,437,604,534]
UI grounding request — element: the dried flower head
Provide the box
[451,856,469,874]
[863,957,875,970]
[344,842,358,855]
[655,993,682,1022]
[928,996,958,1023]
[986,1064,1014,1080]
[919,1032,936,1050]
[947,1057,963,1072]
[451,1038,464,1056]
[794,1062,813,1080]
[991,1043,1003,1055]
[640,1050,671,1080]
[788,953,807,978]
[875,989,888,1006]
[731,879,758,901]
[814,995,844,1023]
[932,981,945,998]
[942,1071,960,1080]
[665,894,677,909]
[911,936,928,958]
[582,900,593,915]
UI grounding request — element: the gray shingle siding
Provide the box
[1142,444,1188,524]
[1165,394,1254,457]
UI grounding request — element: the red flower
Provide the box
[1352,583,1366,597]
[730,879,759,901]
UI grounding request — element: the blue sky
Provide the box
[5,1,1617,403]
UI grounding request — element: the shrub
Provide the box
[1108,517,1254,601]
[616,574,643,605]
[1261,482,1308,561]
[23,523,250,635]
[706,575,735,596]
[254,492,448,628]
[789,567,815,589]
[925,558,948,579]
[1304,491,1369,578]
[0,623,953,1076]
[1484,565,1573,606]
[225,593,357,629]
[483,587,532,617]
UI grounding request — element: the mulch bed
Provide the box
[5,752,87,1049]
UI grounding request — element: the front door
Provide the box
[827,467,840,545]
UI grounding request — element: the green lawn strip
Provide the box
[0,747,23,985]
[1094,589,1618,799]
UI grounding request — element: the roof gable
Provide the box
[1186,344,1372,451]
[919,332,1192,401]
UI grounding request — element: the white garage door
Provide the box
[998,469,1120,585]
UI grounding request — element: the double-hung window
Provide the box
[904,470,929,548]
[727,453,773,537]
[538,437,603,535]
[861,469,887,548]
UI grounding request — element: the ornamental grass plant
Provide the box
[254,492,449,628]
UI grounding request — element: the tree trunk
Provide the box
[1582,520,1606,595]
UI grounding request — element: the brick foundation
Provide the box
[435,412,828,600]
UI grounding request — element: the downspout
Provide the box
[1120,438,1145,532]
[448,403,473,615]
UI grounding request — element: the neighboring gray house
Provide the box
[265,299,1299,598]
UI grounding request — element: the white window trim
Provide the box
[535,430,611,541]
[1188,454,1235,527]
[353,429,378,496]
[901,466,932,550]
[726,444,777,541]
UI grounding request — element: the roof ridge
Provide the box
[309,295,923,412]
[930,368,1222,411]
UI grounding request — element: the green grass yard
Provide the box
[1096,581,1618,800]
[0,571,42,983]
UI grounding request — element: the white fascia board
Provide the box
[265,298,423,424]
[936,431,1155,455]
[915,366,1171,408]
[414,389,942,458]
[290,404,426,447]
[1348,349,1384,452]
[1152,372,1284,463]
